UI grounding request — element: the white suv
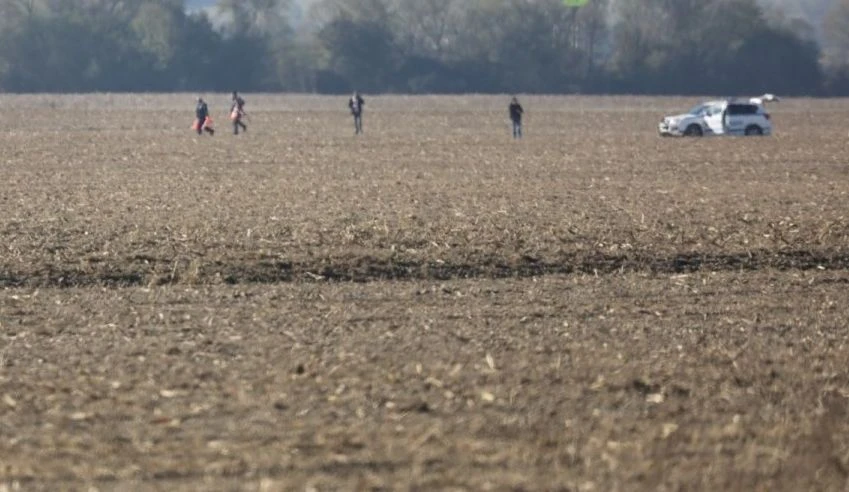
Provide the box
[659,95,776,137]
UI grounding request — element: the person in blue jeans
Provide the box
[509,96,524,139]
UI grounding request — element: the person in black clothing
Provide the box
[195,97,214,136]
[509,96,524,139]
[349,91,365,135]
[230,91,247,135]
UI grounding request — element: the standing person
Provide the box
[194,97,214,136]
[349,91,365,135]
[509,96,524,139]
[230,91,247,135]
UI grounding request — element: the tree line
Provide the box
[1,0,848,95]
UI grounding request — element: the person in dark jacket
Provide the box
[509,96,524,139]
[230,91,247,135]
[349,91,365,135]
[194,97,214,136]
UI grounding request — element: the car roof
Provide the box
[727,98,759,105]
[700,98,762,105]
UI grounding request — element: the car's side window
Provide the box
[728,104,758,116]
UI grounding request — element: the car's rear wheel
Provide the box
[683,124,703,137]
[745,125,763,136]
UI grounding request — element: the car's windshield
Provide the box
[688,104,709,116]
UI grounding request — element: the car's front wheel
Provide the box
[683,124,703,137]
[744,125,763,136]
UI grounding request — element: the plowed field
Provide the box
[1,95,848,490]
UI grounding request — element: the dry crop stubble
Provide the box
[1,94,849,490]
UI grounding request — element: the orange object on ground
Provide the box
[192,117,214,131]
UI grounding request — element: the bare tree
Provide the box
[822,0,849,70]
[217,0,292,36]
[392,0,459,57]
[0,0,43,25]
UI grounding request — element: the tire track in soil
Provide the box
[2,249,848,288]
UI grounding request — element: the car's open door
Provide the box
[703,105,725,135]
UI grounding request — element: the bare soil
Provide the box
[1,95,848,490]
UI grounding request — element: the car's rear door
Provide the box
[725,104,757,135]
